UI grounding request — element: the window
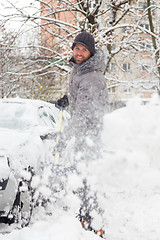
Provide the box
[140,23,149,30]
[140,42,145,49]
[146,44,151,49]
[140,42,152,50]
[138,1,148,10]
[141,65,149,71]
[122,26,131,34]
[122,27,126,33]
[138,1,155,10]
[111,63,116,73]
[123,86,131,93]
[123,63,131,72]
[38,106,56,129]
[108,87,116,93]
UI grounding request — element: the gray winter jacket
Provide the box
[64,49,108,141]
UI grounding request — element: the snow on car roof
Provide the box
[0,98,70,130]
[0,98,58,129]
[0,97,53,107]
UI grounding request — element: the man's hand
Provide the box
[55,94,69,110]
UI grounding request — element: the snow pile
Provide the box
[98,95,160,239]
[1,95,160,240]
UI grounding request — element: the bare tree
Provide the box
[147,0,160,84]
[0,27,20,98]
[0,0,159,101]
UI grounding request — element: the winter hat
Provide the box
[71,32,96,55]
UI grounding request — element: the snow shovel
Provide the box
[54,108,63,164]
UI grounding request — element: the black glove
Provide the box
[55,94,69,110]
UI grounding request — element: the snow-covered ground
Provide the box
[1,94,160,240]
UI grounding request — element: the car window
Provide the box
[0,103,33,130]
[38,106,57,129]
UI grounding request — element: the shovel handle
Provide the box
[55,109,63,164]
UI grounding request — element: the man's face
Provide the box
[73,43,91,64]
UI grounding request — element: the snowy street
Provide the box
[0,95,160,240]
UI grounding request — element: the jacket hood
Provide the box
[69,49,106,75]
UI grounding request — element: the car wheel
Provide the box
[20,180,34,227]
[8,180,34,227]
[8,166,35,227]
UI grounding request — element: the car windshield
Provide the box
[0,102,37,130]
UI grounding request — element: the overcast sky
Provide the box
[0,0,39,29]
[0,0,40,49]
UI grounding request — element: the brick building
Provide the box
[40,0,77,56]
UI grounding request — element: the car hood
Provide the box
[0,128,33,148]
[0,127,43,178]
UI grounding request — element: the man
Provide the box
[55,31,108,159]
[55,32,108,238]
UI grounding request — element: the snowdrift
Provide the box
[1,95,160,240]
